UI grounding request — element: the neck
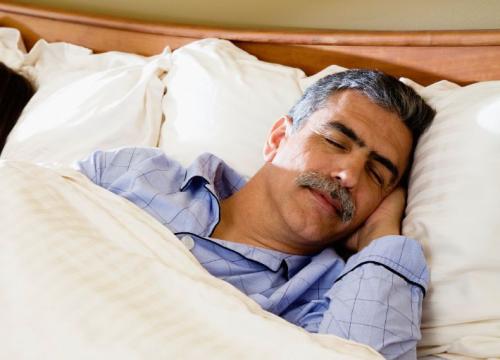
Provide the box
[211,168,319,255]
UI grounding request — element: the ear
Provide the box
[263,115,293,162]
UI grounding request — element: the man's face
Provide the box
[263,90,413,252]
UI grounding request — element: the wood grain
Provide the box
[1,1,499,84]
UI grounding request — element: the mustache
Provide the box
[295,171,355,223]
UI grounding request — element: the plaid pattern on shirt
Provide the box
[77,147,428,360]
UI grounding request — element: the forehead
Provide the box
[307,90,413,175]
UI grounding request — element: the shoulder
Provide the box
[106,147,172,166]
[95,147,184,172]
[77,147,188,186]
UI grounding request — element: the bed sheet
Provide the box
[0,160,382,360]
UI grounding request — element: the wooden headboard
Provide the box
[1,1,500,85]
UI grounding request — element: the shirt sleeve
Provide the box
[305,236,428,360]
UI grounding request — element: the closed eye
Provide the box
[325,138,347,150]
[367,165,385,187]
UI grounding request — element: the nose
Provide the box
[330,154,364,190]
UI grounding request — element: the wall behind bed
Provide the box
[9,0,500,30]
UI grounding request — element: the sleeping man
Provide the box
[77,69,435,360]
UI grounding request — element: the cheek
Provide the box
[274,143,317,171]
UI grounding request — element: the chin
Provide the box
[292,226,340,249]
[284,195,354,250]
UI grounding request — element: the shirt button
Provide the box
[180,235,195,250]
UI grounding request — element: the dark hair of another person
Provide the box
[288,69,436,184]
[0,62,35,152]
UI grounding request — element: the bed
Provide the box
[0,2,499,359]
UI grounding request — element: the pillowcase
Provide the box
[158,38,326,178]
[401,80,500,358]
[1,39,169,165]
[0,27,26,70]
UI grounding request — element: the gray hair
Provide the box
[288,69,435,144]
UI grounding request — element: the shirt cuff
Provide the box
[337,235,429,294]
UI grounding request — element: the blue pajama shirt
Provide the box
[77,147,428,360]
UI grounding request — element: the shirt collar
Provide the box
[210,237,311,278]
[180,153,246,200]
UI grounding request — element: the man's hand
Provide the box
[345,187,406,252]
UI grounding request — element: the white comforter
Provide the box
[0,161,382,360]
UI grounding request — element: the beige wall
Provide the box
[12,0,500,30]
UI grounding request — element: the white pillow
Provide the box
[158,38,309,177]
[0,27,26,70]
[1,40,170,165]
[402,81,500,358]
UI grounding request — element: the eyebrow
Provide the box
[327,121,400,184]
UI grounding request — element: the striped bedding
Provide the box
[0,160,382,360]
